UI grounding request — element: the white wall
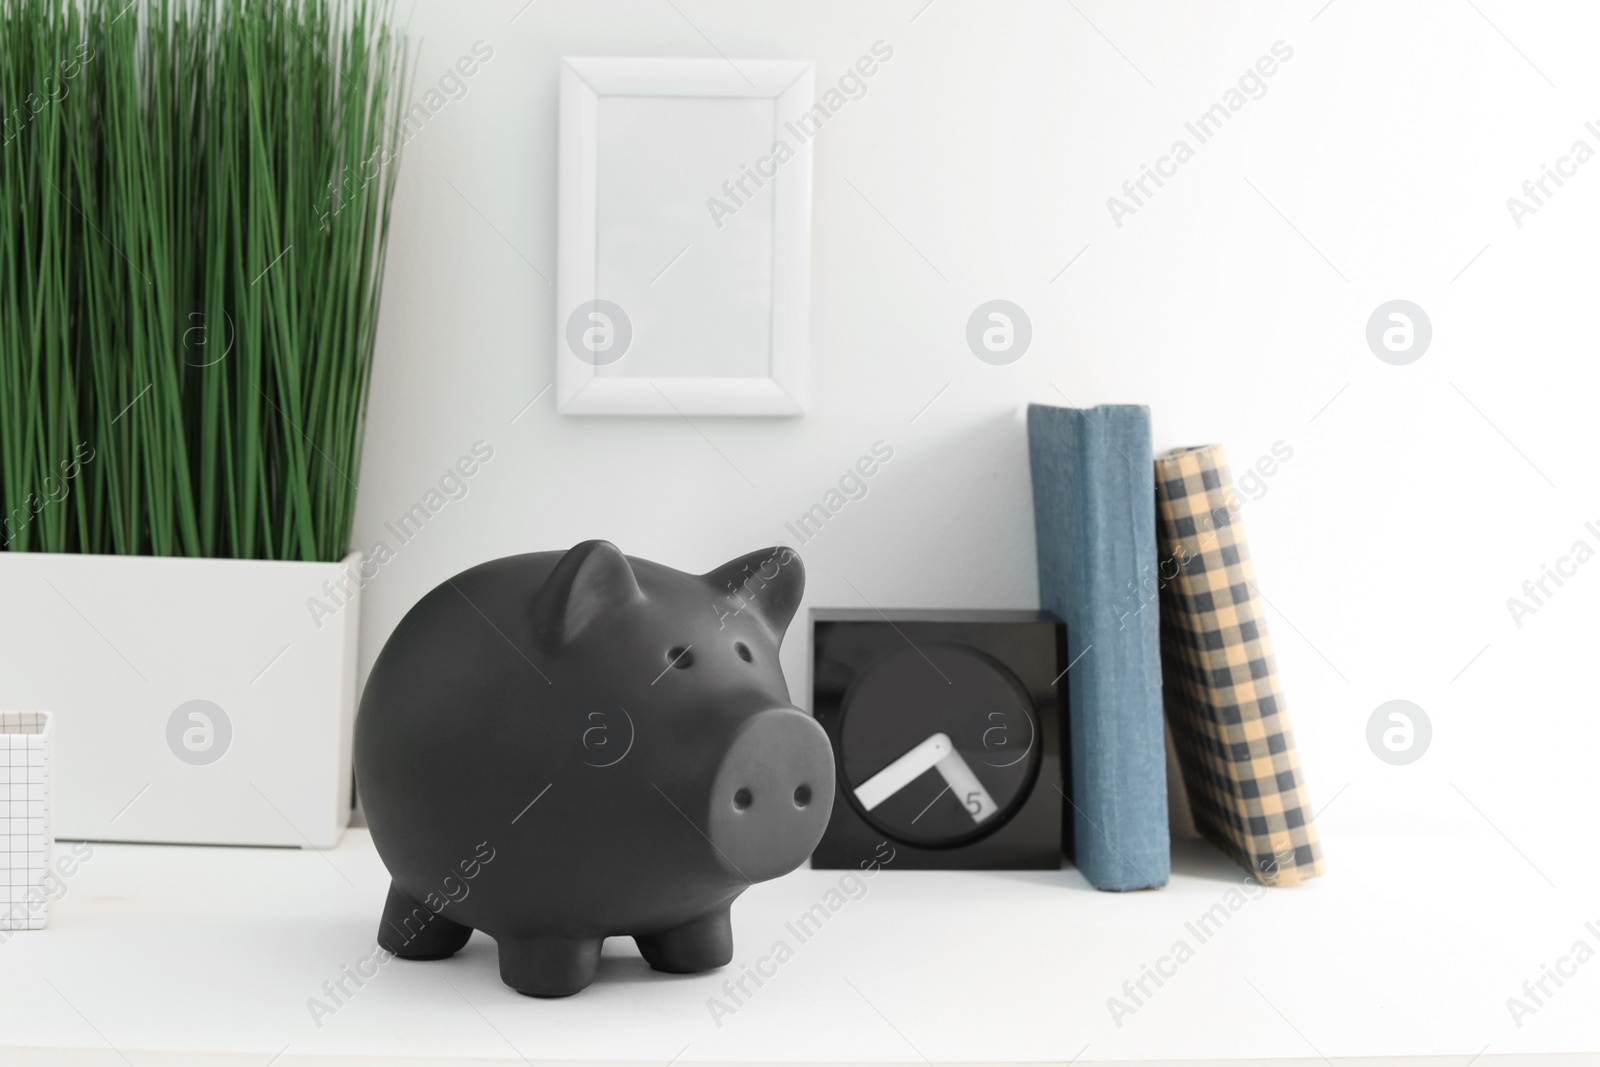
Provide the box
[357,0,1598,869]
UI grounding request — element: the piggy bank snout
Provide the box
[706,708,835,883]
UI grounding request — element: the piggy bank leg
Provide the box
[635,905,733,974]
[376,882,474,960]
[497,936,603,997]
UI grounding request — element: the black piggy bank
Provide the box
[355,541,835,997]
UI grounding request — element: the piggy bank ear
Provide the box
[533,540,644,643]
[703,547,805,639]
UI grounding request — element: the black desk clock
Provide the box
[809,609,1067,869]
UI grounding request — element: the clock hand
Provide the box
[853,733,952,811]
[934,748,999,824]
[910,783,952,825]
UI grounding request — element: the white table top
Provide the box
[0,828,1593,1066]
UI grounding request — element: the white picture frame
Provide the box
[557,56,814,416]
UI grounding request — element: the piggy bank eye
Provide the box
[734,642,753,662]
[665,646,694,669]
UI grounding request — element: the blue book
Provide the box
[1027,404,1170,891]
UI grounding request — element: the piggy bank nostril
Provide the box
[793,784,812,808]
[733,787,753,811]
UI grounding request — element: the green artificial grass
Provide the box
[0,0,409,561]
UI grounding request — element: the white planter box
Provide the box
[1,710,51,930]
[0,552,361,848]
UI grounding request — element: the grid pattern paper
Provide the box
[1154,446,1325,887]
[1,711,52,930]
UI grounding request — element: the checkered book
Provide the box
[1154,446,1324,887]
[1,711,52,930]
